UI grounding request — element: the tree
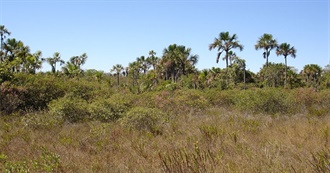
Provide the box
[147,50,159,71]
[302,64,322,88]
[209,32,243,68]
[258,63,286,87]
[161,44,199,82]
[276,43,296,87]
[42,52,64,74]
[111,64,124,86]
[0,25,11,60]
[136,56,149,74]
[62,53,88,77]
[70,53,88,69]
[2,38,24,62]
[255,33,278,67]
[128,61,141,87]
[23,51,42,74]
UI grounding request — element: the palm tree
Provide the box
[302,64,322,87]
[255,33,278,67]
[111,64,124,86]
[42,52,64,74]
[276,43,296,87]
[136,56,149,74]
[0,25,11,54]
[147,50,159,71]
[128,61,141,87]
[70,53,88,69]
[162,44,199,82]
[2,38,24,62]
[209,32,243,68]
[25,51,42,74]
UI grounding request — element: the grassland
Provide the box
[0,75,329,172]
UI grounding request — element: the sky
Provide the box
[0,0,329,73]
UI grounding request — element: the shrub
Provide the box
[18,74,66,110]
[48,96,90,123]
[63,80,96,101]
[0,82,26,115]
[21,112,63,129]
[119,107,168,134]
[89,97,131,122]
[204,89,235,107]
[174,89,209,113]
[233,88,295,114]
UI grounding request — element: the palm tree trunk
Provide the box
[243,67,246,89]
[284,56,287,87]
[225,51,229,85]
[117,73,120,87]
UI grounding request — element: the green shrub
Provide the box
[174,89,209,113]
[21,112,63,129]
[63,80,95,101]
[89,97,131,122]
[0,82,26,115]
[19,74,66,110]
[233,88,295,114]
[204,89,235,107]
[119,107,168,134]
[48,96,90,123]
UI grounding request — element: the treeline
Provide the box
[1,25,329,91]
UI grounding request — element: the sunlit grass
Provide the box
[1,109,329,172]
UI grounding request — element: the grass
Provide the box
[0,108,329,172]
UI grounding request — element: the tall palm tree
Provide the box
[2,38,24,62]
[255,33,278,67]
[209,32,243,68]
[147,50,159,71]
[0,25,11,53]
[128,61,141,87]
[111,64,124,86]
[276,43,296,87]
[136,56,149,74]
[42,52,64,74]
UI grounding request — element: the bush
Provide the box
[0,82,26,115]
[204,89,235,107]
[89,96,132,122]
[21,112,64,129]
[64,80,95,101]
[17,74,66,110]
[233,88,295,114]
[48,96,90,123]
[174,89,209,112]
[119,107,168,134]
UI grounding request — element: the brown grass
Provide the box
[0,108,329,172]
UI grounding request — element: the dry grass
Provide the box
[0,108,329,172]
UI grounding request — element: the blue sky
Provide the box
[1,0,329,73]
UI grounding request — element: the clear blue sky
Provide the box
[1,0,329,73]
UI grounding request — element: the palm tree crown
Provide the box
[276,42,296,87]
[255,33,278,67]
[209,32,243,68]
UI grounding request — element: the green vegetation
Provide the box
[1,25,330,172]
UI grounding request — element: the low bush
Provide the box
[204,89,235,107]
[0,82,26,115]
[233,88,295,114]
[89,96,132,122]
[174,89,209,113]
[119,107,168,134]
[48,96,90,123]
